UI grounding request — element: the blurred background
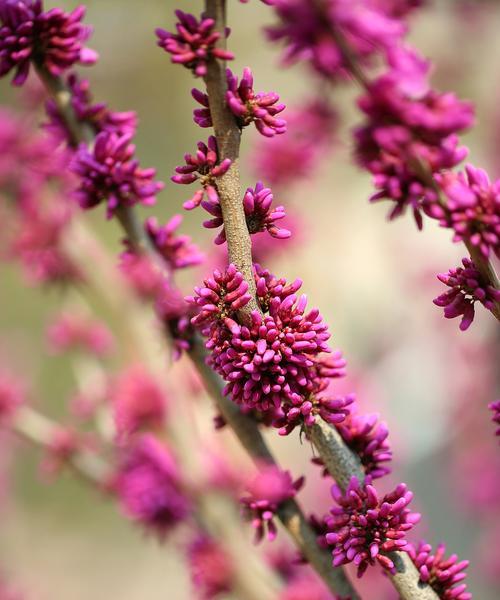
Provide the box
[0,0,499,598]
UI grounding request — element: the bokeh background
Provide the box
[1,1,499,598]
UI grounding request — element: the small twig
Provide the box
[12,405,110,486]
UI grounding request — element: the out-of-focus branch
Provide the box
[33,42,359,600]
[12,405,110,486]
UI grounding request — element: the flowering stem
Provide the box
[32,49,358,600]
[188,339,359,599]
[317,7,500,322]
[203,0,260,321]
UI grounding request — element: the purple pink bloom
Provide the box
[192,68,287,137]
[355,69,474,229]
[47,312,114,357]
[266,0,405,81]
[111,366,168,441]
[0,0,98,86]
[145,214,204,270]
[488,400,500,439]
[172,136,231,210]
[72,131,164,218]
[155,282,194,360]
[114,434,190,537]
[335,401,392,480]
[0,370,24,423]
[187,534,235,599]
[202,181,291,245]
[186,263,251,334]
[119,246,165,301]
[433,257,500,331]
[409,541,471,600]
[241,465,304,542]
[324,477,420,577]
[226,68,286,137]
[156,10,233,78]
[431,165,500,259]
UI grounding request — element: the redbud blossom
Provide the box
[72,131,164,218]
[187,534,235,599]
[202,182,291,245]
[47,312,114,357]
[111,366,168,441]
[488,400,500,439]
[114,434,190,537]
[409,542,471,600]
[0,0,98,86]
[432,165,500,259]
[172,136,231,210]
[156,10,233,77]
[324,477,420,577]
[241,466,304,542]
[433,258,500,331]
[145,214,204,270]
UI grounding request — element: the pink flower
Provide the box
[172,136,231,210]
[187,534,235,599]
[433,258,500,331]
[241,465,304,542]
[409,542,471,600]
[355,72,473,229]
[145,214,204,270]
[279,574,338,600]
[111,366,168,441]
[154,283,194,360]
[192,68,287,137]
[0,370,24,423]
[226,68,286,137]
[431,165,500,259]
[202,182,291,245]
[266,0,405,81]
[186,264,251,334]
[47,312,114,357]
[72,131,164,218]
[335,401,392,480]
[119,246,165,301]
[488,400,500,440]
[0,0,98,86]
[114,434,190,537]
[156,10,233,77]
[324,477,420,577]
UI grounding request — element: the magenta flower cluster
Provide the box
[409,542,471,600]
[172,135,231,210]
[0,0,97,86]
[189,264,353,435]
[72,131,164,218]
[432,165,500,259]
[354,62,474,229]
[433,258,500,331]
[324,477,420,577]
[488,400,500,439]
[240,465,304,542]
[266,0,405,81]
[145,214,204,270]
[203,181,291,245]
[187,534,234,599]
[156,10,233,78]
[335,402,392,481]
[114,434,190,537]
[192,67,287,137]
[47,312,114,358]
